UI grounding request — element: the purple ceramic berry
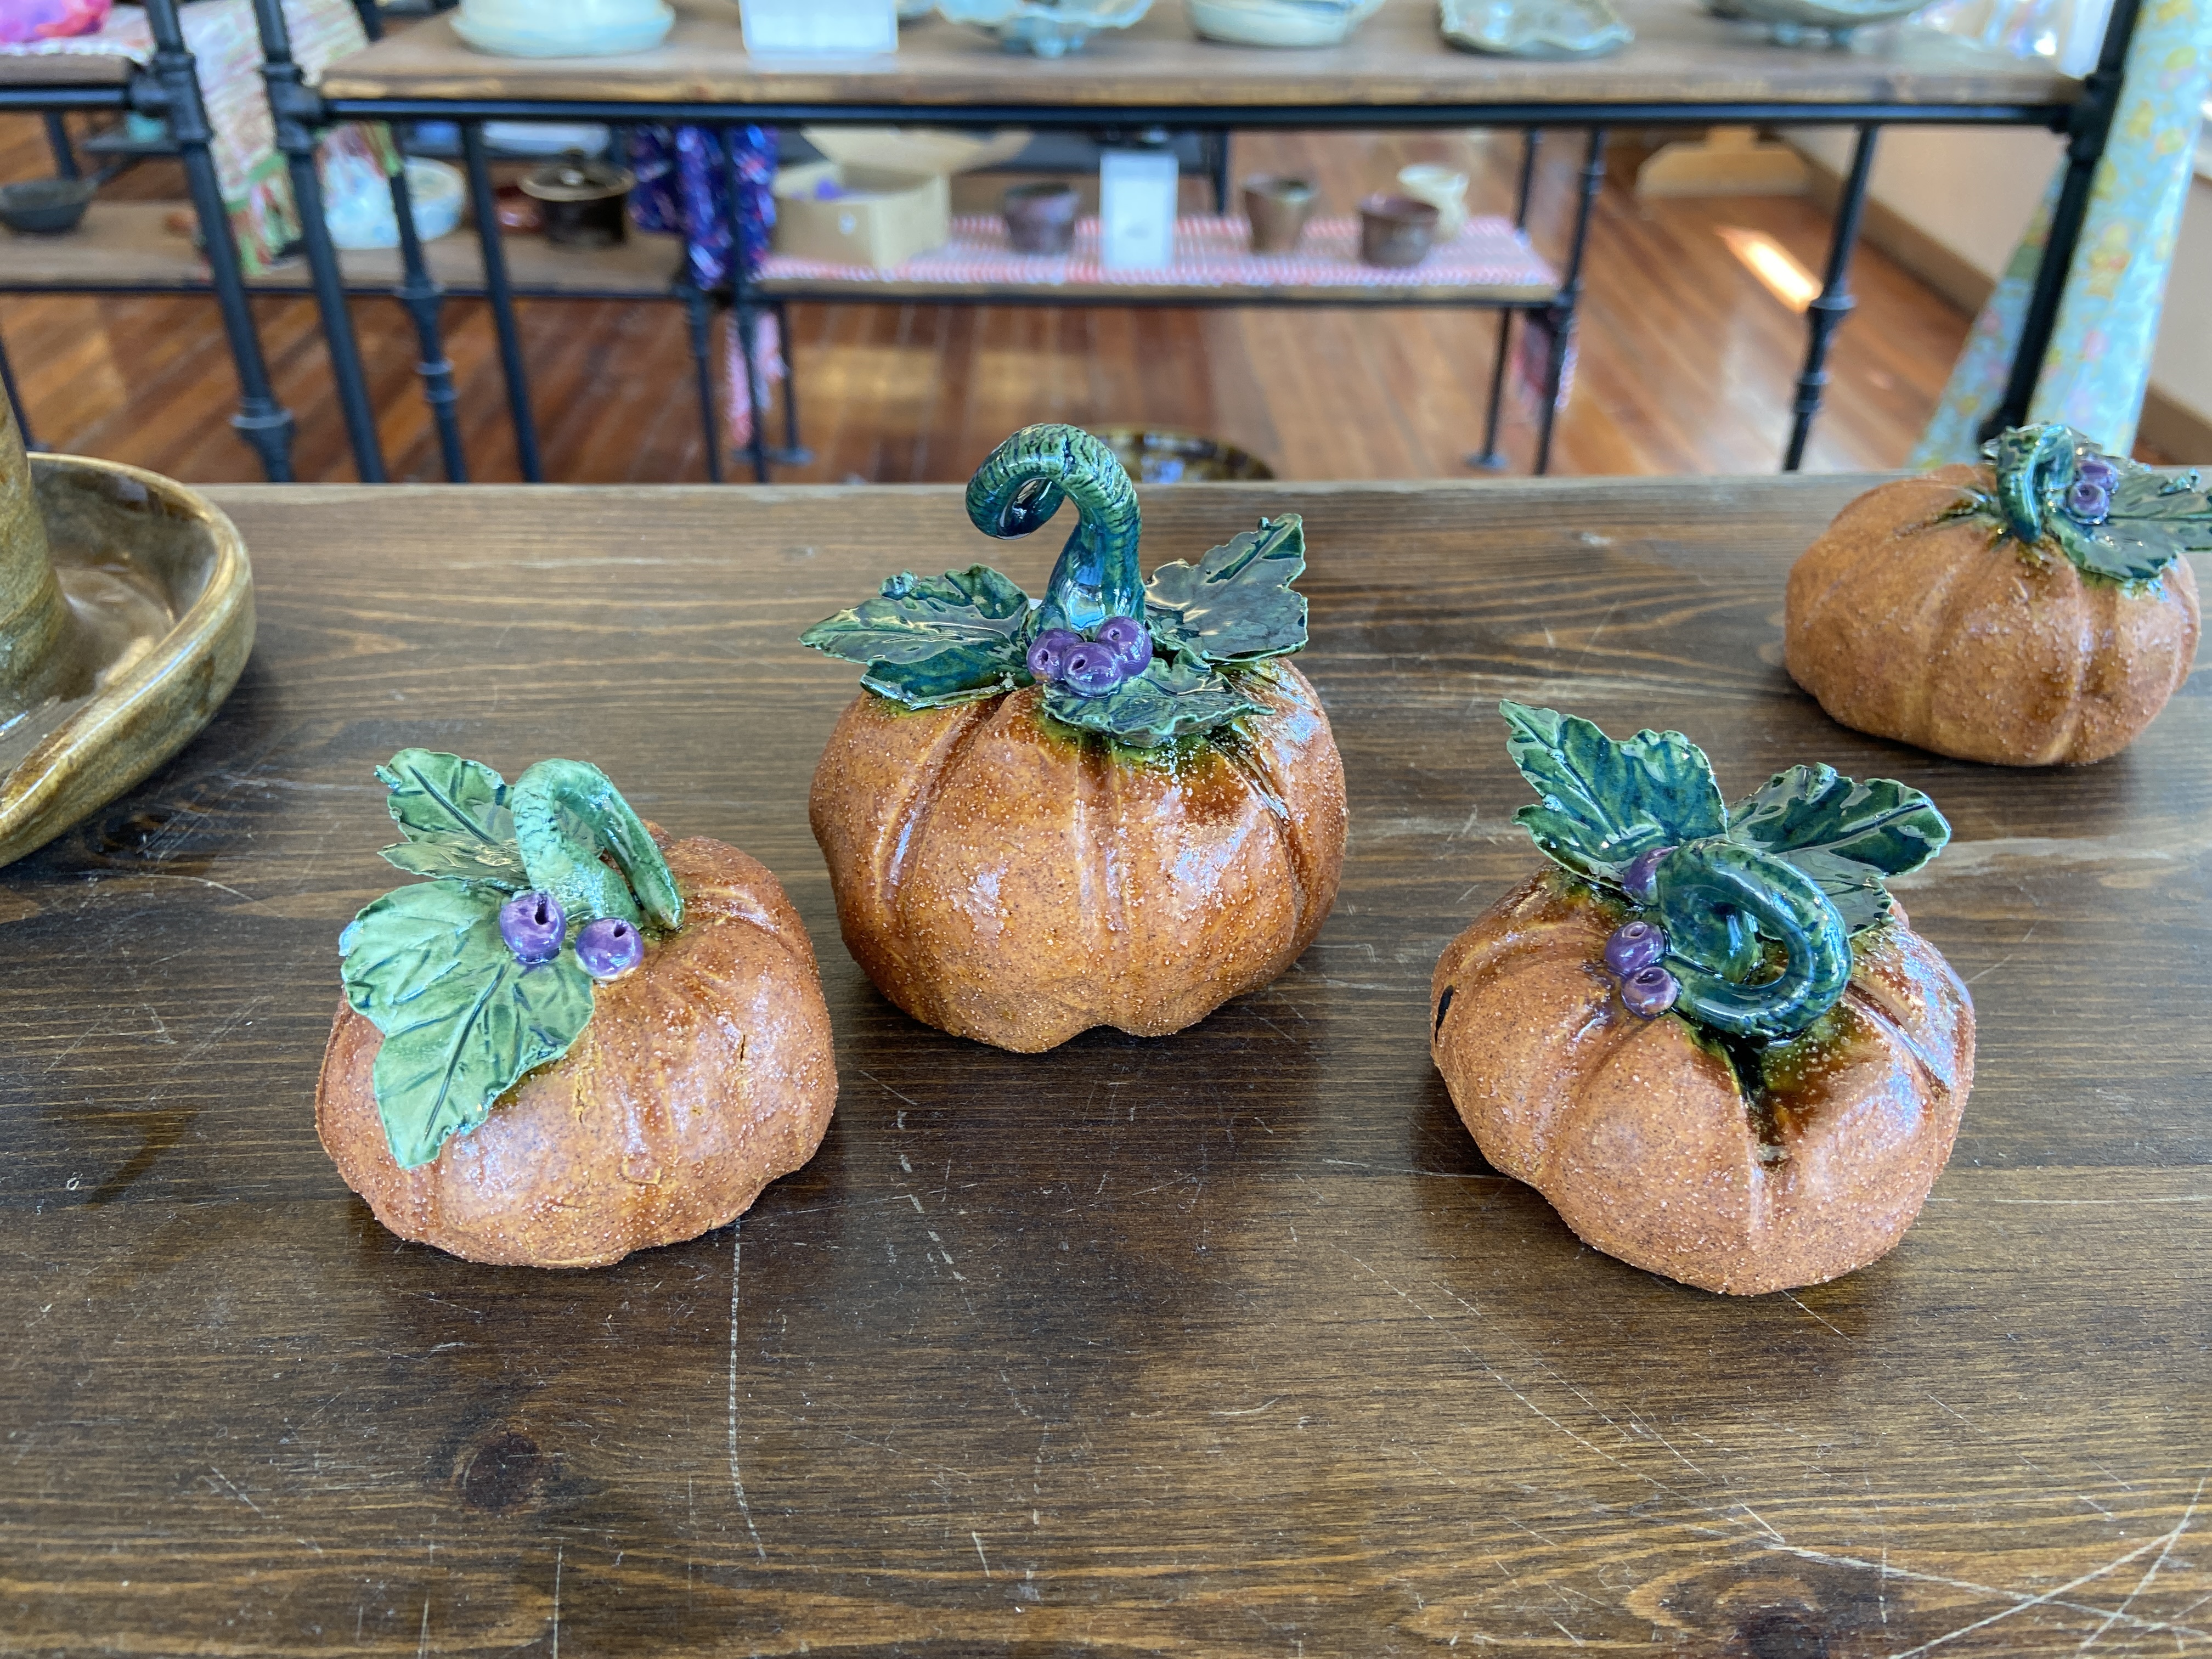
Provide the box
[575,916,644,980]
[1620,845,1672,904]
[2076,454,2118,488]
[1603,919,1667,977]
[1026,627,1082,683]
[498,889,566,966]
[2066,478,2111,524]
[1095,614,1154,678]
[1619,964,1680,1019]
[1062,641,1125,698]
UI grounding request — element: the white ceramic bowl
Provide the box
[935,0,1152,55]
[453,0,675,57]
[1186,0,1381,46]
[324,159,466,251]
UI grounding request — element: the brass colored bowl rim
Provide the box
[3,451,253,820]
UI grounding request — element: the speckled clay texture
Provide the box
[318,836,837,1268]
[811,658,1346,1052]
[1785,464,2200,766]
[1430,871,1974,1295]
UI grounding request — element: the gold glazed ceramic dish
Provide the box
[0,453,254,870]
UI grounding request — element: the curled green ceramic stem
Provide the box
[510,759,683,934]
[1651,841,1851,1042]
[1991,422,2076,546]
[965,424,1142,632]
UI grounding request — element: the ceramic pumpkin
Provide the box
[802,423,1345,1052]
[317,751,836,1267]
[1430,704,1973,1295]
[1786,423,2205,766]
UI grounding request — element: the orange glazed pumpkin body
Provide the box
[1786,462,2200,766]
[1431,871,1973,1295]
[811,658,1346,1053]
[319,836,838,1268]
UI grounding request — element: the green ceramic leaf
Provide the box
[340,879,595,1169]
[2050,462,2212,585]
[1727,764,1950,933]
[1500,702,1726,881]
[1143,515,1309,665]
[376,838,529,890]
[801,565,1034,707]
[1042,653,1265,749]
[377,749,516,847]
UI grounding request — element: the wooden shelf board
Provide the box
[317,0,2078,111]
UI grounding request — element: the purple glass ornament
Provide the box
[1062,642,1125,698]
[2076,454,2118,489]
[1096,614,1154,678]
[1619,964,1680,1019]
[1026,627,1082,684]
[1620,845,1672,904]
[1602,919,1667,977]
[498,890,566,966]
[575,917,645,980]
[2066,479,2111,524]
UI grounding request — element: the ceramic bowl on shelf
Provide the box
[0,177,94,235]
[934,0,1151,56]
[1185,0,1381,47]
[452,0,675,57]
[1438,0,1631,56]
[323,159,465,251]
[1702,0,1925,42]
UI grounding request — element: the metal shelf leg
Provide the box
[461,121,544,481]
[1783,124,1876,472]
[679,280,724,485]
[141,0,295,481]
[1535,126,1605,478]
[0,327,35,452]
[389,164,467,481]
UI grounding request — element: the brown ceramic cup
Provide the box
[1357,193,1438,268]
[1242,173,1316,254]
[1003,182,1080,255]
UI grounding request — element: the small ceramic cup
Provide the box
[1358,194,1438,268]
[1242,173,1316,254]
[1396,163,1469,240]
[1003,182,1080,255]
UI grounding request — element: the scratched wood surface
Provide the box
[1,478,2206,1656]
[317,0,2075,111]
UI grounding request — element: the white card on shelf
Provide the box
[741,0,898,56]
[1099,150,1179,271]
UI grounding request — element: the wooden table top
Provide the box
[0,49,132,88]
[317,0,2078,113]
[3,477,2206,1655]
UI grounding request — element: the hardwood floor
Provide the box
[0,115,1999,484]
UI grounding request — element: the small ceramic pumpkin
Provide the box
[802,423,1346,1052]
[318,752,836,1267]
[1431,704,1973,1295]
[1786,424,2205,766]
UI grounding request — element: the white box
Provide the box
[1099,149,1178,271]
[741,0,898,55]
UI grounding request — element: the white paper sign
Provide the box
[742,0,898,56]
[1099,150,1178,271]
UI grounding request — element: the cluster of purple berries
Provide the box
[2064,454,2119,525]
[498,889,644,980]
[1602,918,1679,1019]
[1026,615,1154,698]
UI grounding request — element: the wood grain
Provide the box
[317,0,2078,111]
[1,478,2205,1655]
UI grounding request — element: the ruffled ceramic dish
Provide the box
[935,0,1151,54]
[1703,0,1921,42]
[801,421,1346,1052]
[1431,704,1973,1295]
[1187,0,1383,47]
[1439,0,1632,56]
[0,404,252,871]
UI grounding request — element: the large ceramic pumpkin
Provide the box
[1430,704,1973,1295]
[318,752,836,1268]
[1787,423,2205,766]
[802,423,1346,1052]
